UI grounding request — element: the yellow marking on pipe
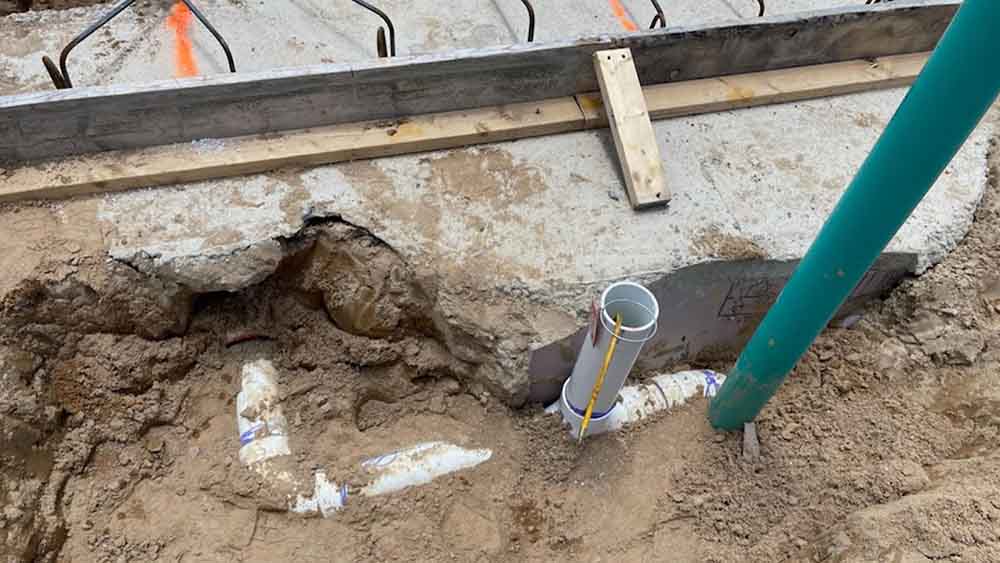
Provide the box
[578,313,623,443]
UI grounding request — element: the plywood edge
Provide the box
[0,97,585,203]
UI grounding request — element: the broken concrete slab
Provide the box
[87,93,995,404]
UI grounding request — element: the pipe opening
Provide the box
[601,282,658,333]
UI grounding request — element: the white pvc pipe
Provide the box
[237,359,291,465]
[292,471,348,517]
[235,360,491,518]
[562,281,659,436]
[552,370,725,437]
[360,442,493,497]
[606,370,724,431]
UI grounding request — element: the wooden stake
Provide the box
[593,49,670,209]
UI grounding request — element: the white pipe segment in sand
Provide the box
[361,442,493,497]
[236,359,491,517]
[237,359,292,465]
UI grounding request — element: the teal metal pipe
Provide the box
[709,0,1000,430]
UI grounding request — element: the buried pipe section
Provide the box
[237,360,291,465]
[709,0,1000,430]
[360,442,493,496]
[548,369,725,432]
[559,281,659,438]
[237,360,347,516]
[236,360,491,517]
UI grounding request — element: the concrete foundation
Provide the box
[0,1,995,405]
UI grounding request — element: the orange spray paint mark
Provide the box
[165,1,199,77]
[608,0,638,32]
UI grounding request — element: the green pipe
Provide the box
[709,0,1000,430]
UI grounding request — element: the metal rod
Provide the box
[181,0,236,72]
[43,0,235,89]
[57,0,138,88]
[649,0,665,28]
[351,0,396,56]
[708,0,1000,430]
[520,0,535,42]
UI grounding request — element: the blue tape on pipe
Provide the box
[702,370,721,397]
[239,422,264,445]
[566,399,614,420]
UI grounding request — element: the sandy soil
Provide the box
[2,139,1000,562]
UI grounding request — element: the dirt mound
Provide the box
[813,455,1000,562]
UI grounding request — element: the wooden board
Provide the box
[576,52,930,126]
[0,52,930,204]
[0,98,585,202]
[0,1,957,163]
[593,49,668,209]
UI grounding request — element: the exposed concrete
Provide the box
[0,1,890,95]
[0,1,106,16]
[92,95,996,404]
[3,2,959,161]
[0,0,996,405]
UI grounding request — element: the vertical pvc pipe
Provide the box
[560,281,659,436]
[567,282,659,414]
[709,0,1000,430]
